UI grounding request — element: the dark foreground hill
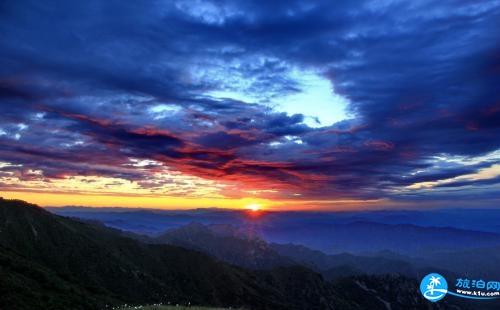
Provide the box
[0,198,337,310]
[0,198,468,310]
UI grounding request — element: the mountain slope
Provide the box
[154,223,418,279]
[270,243,417,279]
[155,223,294,269]
[0,199,473,310]
[0,243,115,310]
[0,198,338,310]
[261,221,500,255]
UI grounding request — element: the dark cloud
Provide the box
[0,0,499,202]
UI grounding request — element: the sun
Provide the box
[246,203,262,212]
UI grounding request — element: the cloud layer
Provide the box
[1,0,500,204]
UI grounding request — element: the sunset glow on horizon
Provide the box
[1,190,388,211]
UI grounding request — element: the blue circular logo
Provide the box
[420,273,448,302]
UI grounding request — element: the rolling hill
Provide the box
[0,198,474,310]
[154,223,418,279]
[155,223,295,270]
[0,198,337,310]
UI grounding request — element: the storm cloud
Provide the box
[0,0,499,203]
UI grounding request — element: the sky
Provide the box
[0,0,500,210]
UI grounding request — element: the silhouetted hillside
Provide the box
[154,223,417,279]
[0,199,476,310]
[156,223,294,269]
[0,199,336,310]
[270,243,417,279]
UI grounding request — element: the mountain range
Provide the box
[153,223,418,278]
[49,207,500,256]
[48,207,500,234]
[153,220,500,282]
[0,198,475,310]
[141,220,500,310]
